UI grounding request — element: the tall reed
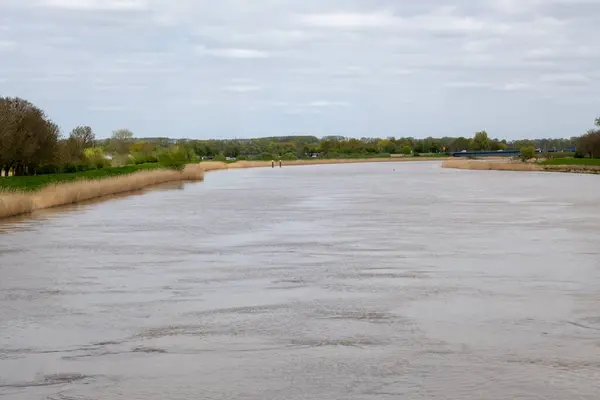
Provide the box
[0,164,204,219]
[442,159,542,171]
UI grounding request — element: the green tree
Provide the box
[70,126,95,149]
[0,97,60,176]
[473,131,490,151]
[520,146,536,161]
[401,145,412,155]
[577,129,600,158]
[109,129,134,154]
[449,137,471,152]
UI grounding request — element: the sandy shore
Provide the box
[0,158,447,220]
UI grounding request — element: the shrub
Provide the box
[36,164,61,175]
[280,153,298,161]
[157,147,192,170]
[259,152,275,161]
[520,146,536,161]
[62,163,77,173]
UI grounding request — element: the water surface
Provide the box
[1,162,600,399]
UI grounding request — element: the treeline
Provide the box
[0,97,197,176]
[131,131,577,160]
[1,96,598,177]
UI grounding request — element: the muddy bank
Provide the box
[0,164,205,219]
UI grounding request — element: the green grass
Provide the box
[545,152,575,158]
[538,158,600,166]
[0,163,163,192]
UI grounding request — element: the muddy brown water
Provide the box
[1,162,600,399]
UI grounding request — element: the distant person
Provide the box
[279,160,282,168]
[271,160,275,168]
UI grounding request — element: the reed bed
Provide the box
[442,159,542,172]
[0,164,204,219]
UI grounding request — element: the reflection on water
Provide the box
[1,163,600,399]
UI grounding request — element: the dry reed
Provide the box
[442,159,542,172]
[0,164,205,219]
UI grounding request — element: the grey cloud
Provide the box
[0,0,598,138]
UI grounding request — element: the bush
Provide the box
[36,164,60,175]
[157,147,192,170]
[520,146,536,161]
[131,152,158,164]
[280,153,298,161]
[259,152,275,161]
[62,163,77,173]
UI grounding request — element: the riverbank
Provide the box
[442,158,600,174]
[0,165,205,220]
[0,157,447,220]
[208,157,449,171]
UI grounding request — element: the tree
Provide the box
[595,117,600,127]
[449,137,470,152]
[109,129,134,154]
[401,145,412,155]
[0,97,60,176]
[520,146,535,161]
[70,126,95,149]
[472,131,490,151]
[577,129,600,158]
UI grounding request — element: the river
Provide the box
[1,162,600,399]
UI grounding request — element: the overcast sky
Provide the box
[1,0,598,139]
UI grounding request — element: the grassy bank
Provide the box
[538,158,600,166]
[0,164,204,219]
[0,163,163,192]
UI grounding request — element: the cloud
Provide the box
[195,46,270,59]
[0,0,598,138]
[307,100,350,107]
[540,72,592,85]
[0,40,17,51]
[86,105,127,112]
[39,0,148,10]
[298,12,397,29]
[223,85,262,93]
